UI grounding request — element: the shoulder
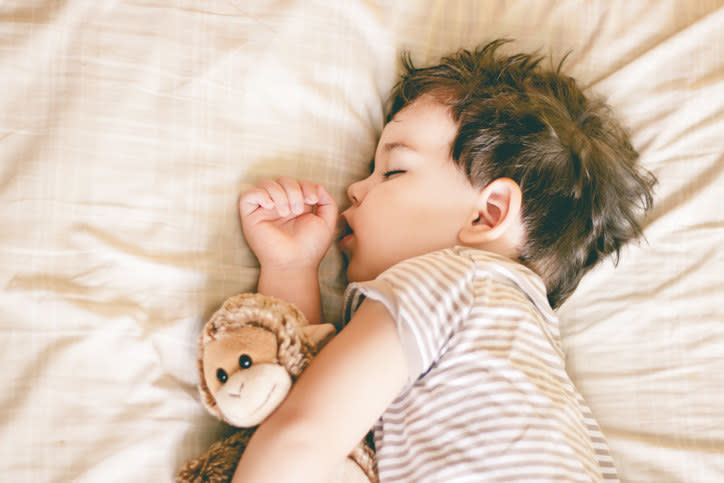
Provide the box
[343,249,479,380]
[365,247,549,310]
[454,247,557,322]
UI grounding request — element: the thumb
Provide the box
[315,184,338,232]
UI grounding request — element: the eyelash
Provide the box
[383,170,406,179]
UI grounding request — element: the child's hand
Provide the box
[239,177,338,272]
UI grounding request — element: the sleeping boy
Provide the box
[233,39,655,482]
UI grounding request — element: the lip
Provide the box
[339,232,354,248]
[338,214,354,248]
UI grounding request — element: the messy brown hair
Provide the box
[387,39,656,308]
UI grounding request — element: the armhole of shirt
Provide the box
[345,278,426,387]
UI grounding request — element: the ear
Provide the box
[300,324,336,351]
[458,177,522,245]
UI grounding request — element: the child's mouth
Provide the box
[338,217,354,247]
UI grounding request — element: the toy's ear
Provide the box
[301,323,336,352]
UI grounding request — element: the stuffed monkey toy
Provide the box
[176,293,377,483]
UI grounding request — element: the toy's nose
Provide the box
[238,380,245,393]
[228,381,245,398]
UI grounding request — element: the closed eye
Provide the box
[383,170,406,179]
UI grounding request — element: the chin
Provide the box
[345,262,374,284]
[345,265,362,283]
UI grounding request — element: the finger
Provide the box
[239,188,274,217]
[298,179,319,205]
[315,184,338,231]
[277,176,305,215]
[258,179,291,217]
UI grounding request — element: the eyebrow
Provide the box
[382,141,415,154]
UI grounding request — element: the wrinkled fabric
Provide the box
[0,1,721,482]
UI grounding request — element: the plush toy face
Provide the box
[202,326,292,427]
[182,294,376,483]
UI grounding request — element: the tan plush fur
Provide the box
[176,293,377,483]
[177,429,254,483]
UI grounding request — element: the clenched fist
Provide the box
[239,177,338,272]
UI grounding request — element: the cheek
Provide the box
[355,207,421,269]
[349,180,471,279]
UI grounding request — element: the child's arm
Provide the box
[231,298,408,483]
[239,177,338,324]
[256,267,324,325]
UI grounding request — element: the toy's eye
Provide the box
[239,354,252,369]
[216,368,228,383]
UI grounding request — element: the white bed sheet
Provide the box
[0,1,722,481]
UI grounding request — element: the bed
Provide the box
[1,1,722,481]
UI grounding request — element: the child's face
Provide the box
[340,96,481,282]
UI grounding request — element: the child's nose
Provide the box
[347,179,365,206]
